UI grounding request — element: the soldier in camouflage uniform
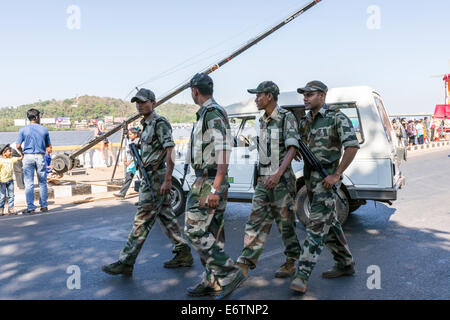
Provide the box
[101,88,193,276]
[290,81,360,294]
[184,73,245,299]
[236,81,302,278]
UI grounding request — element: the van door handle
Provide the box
[242,155,250,158]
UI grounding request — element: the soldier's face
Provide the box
[136,100,155,117]
[255,93,271,110]
[303,91,324,110]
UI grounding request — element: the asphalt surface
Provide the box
[0,148,449,300]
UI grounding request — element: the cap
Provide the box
[297,80,328,94]
[189,73,213,89]
[131,88,156,103]
[0,144,10,154]
[247,81,280,96]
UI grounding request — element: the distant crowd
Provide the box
[392,116,448,147]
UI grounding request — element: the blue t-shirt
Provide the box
[16,124,51,154]
[125,139,138,174]
[45,153,52,174]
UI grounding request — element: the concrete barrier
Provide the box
[12,181,124,205]
[406,140,450,152]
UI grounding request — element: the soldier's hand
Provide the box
[322,173,340,189]
[160,179,172,196]
[208,193,220,209]
[264,173,281,190]
[294,150,303,161]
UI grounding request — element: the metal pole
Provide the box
[68,0,323,164]
[110,124,127,181]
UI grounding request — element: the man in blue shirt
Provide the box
[16,109,52,214]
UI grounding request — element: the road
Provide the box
[0,148,449,300]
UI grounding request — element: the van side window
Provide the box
[331,103,365,144]
[373,95,393,143]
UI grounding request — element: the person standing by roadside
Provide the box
[0,144,23,216]
[440,116,447,140]
[406,120,416,146]
[113,127,141,198]
[416,119,424,145]
[430,116,436,142]
[16,109,52,214]
[401,118,408,146]
[392,119,403,147]
[95,120,114,167]
[424,117,430,144]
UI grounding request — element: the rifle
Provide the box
[129,143,155,200]
[297,139,347,206]
[180,163,190,189]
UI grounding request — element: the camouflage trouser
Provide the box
[296,170,354,280]
[184,176,240,287]
[237,171,301,269]
[119,168,188,266]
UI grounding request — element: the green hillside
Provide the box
[0,96,198,131]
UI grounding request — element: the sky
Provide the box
[0,0,449,114]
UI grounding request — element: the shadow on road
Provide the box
[0,200,448,300]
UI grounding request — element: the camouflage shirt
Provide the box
[189,98,232,171]
[140,112,175,168]
[299,104,360,168]
[258,106,300,172]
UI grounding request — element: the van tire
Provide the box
[348,199,366,213]
[295,185,350,227]
[170,179,186,217]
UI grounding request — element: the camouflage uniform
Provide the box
[185,97,240,287]
[119,112,189,266]
[237,106,301,269]
[295,104,360,280]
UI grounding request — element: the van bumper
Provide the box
[346,187,397,201]
[346,176,405,201]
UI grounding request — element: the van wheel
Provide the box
[348,199,366,213]
[295,185,350,227]
[170,179,186,217]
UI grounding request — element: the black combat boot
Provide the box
[163,245,194,268]
[101,261,133,276]
[322,264,355,278]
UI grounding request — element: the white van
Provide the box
[170,86,406,225]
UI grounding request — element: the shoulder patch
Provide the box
[156,115,168,123]
[207,106,216,112]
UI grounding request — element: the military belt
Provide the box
[195,169,217,178]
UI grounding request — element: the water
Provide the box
[0,128,191,146]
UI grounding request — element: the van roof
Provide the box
[225,86,377,117]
